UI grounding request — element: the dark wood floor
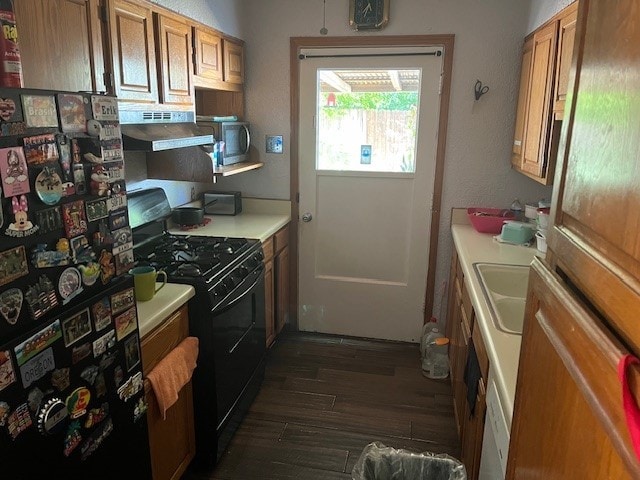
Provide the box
[185,332,461,479]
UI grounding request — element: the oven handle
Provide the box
[212,265,264,315]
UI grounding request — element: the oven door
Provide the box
[212,264,266,429]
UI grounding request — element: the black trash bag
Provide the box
[352,442,467,480]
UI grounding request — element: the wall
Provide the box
[526,0,575,33]
[231,0,552,322]
[126,1,244,207]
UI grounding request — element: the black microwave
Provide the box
[197,120,250,166]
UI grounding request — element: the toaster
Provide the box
[203,191,242,215]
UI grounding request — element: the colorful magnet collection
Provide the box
[0,93,132,329]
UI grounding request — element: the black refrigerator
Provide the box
[0,88,151,479]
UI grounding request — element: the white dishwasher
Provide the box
[479,371,511,479]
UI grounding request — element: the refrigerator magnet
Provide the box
[81,417,114,461]
[80,365,99,385]
[110,287,134,315]
[14,320,62,367]
[91,95,118,121]
[0,288,23,325]
[133,397,148,422]
[84,402,108,429]
[114,249,134,276]
[7,402,33,439]
[124,334,140,371]
[62,200,88,237]
[0,350,17,392]
[114,307,137,342]
[0,96,18,122]
[86,198,109,222]
[51,367,71,392]
[89,164,110,196]
[98,250,115,284]
[65,386,91,420]
[92,329,115,358]
[57,93,87,133]
[6,195,39,237]
[37,397,68,435]
[24,275,58,320]
[35,166,63,205]
[0,400,10,426]
[111,226,132,255]
[21,94,58,128]
[71,342,91,365]
[0,147,29,197]
[23,133,59,166]
[116,371,143,402]
[58,267,83,305]
[94,372,106,398]
[70,235,95,264]
[78,262,100,287]
[63,420,82,457]
[0,245,28,287]
[35,206,63,234]
[91,297,112,332]
[61,308,92,347]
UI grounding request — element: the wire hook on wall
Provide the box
[474,79,489,100]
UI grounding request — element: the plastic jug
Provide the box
[421,327,450,379]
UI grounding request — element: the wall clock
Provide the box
[349,0,390,31]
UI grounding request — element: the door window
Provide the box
[316,68,421,173]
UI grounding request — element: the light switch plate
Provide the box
[266,135,283,154]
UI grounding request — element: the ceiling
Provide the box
[319,69,420,93]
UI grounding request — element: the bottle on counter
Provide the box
[510,198,524,221]
[0,0,22,88]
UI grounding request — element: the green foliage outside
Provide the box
[321,92,418,119]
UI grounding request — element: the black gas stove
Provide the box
[133,232,259,283]
[127,187,267,471]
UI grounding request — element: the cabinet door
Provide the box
[548,0,640,354]
[15,0,105,92]
[521,22,557,178]
[553,3,578,117]
[506,259,640,478]
[155,14,193,106]
[275,245,289,334]
[512,37,533,167]
[223,39,244,84]
[193,27,223,83]
[141,306,196,480]
[106,0,158,104]
[265,257,275,347]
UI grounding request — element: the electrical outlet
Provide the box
[266,135,283,154]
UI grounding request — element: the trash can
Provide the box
[352,442,467,480]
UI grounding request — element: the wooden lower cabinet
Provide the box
[507,259,640,478]
[264,224,290,347]
[141,305,196,480]
[446,248,488,479]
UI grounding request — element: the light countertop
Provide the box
[137,283,195,338]
[452,216,541,426]
[167,198,291,242]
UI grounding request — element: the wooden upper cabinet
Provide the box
[106,0,159,104]
[223,39,244,85]
[553,3,578,118]
[511,1,578,185]
[548,0,640,355]
[155,13,194,106]
[521,22,557,179]
[512,37,533,168]
[15,0,105,92]
[193,27,223,84]
[192,25,244,92]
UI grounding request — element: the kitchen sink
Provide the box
[473,263,531,335]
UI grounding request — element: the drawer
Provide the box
[472,321,489,380]
[141,305,189,375]
[262,236,274,261]
[274,225,289,252]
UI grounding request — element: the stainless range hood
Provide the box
[119,110,214,151]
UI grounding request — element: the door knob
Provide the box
[302,212,313,222]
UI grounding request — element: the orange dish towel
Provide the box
[147,336,199,420]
